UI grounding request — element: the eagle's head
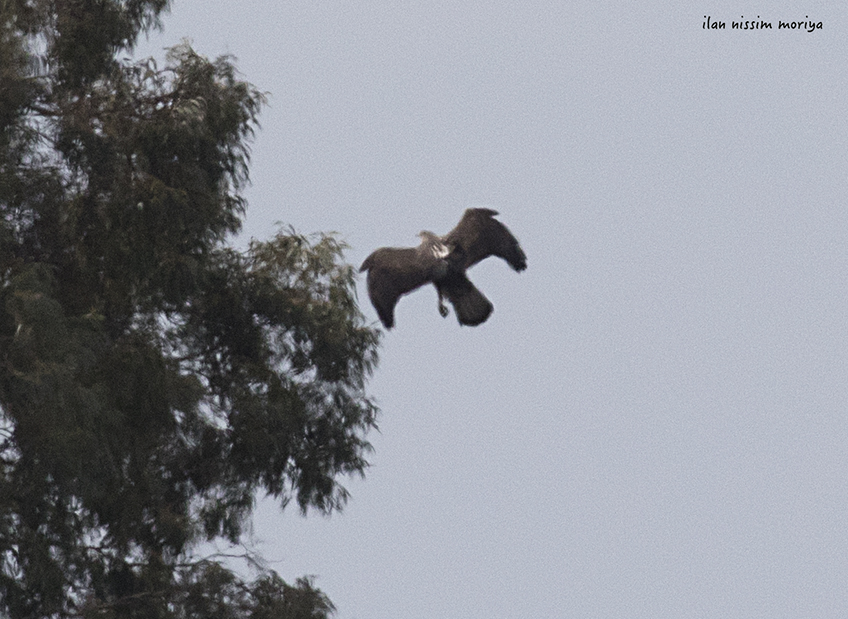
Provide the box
[417,230,438,242]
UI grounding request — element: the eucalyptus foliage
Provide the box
[0,1,380,616]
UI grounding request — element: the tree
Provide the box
[0,1,381,616]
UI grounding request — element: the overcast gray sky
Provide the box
[139,2,847,617]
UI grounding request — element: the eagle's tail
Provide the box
[439,274,493,327]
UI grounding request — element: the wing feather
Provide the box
[443,208,527,272]
[359,246,443,329]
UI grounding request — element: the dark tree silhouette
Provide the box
[0,1,380,617]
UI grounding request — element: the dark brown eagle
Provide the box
[360,208,526,329]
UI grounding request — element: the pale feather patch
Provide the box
[431,243,449,259]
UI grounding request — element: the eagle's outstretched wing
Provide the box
[359,238,448,329]
[443,208,527,272]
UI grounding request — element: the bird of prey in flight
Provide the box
[360,208,526,329]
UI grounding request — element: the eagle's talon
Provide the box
[439,304,449,318]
